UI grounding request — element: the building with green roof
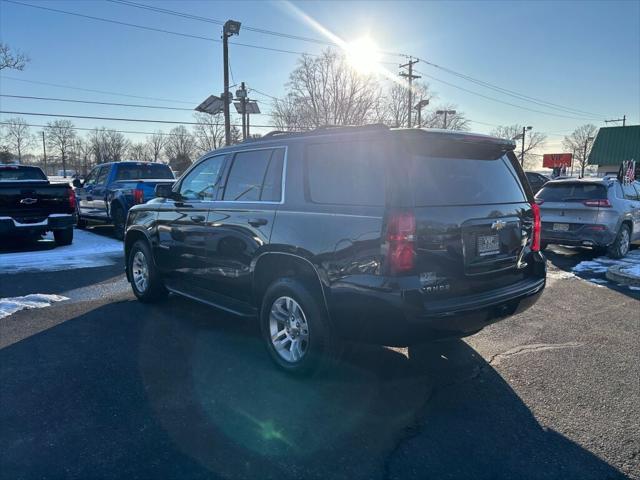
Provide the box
[589,125,640,175]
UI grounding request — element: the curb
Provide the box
[606,265,640,287]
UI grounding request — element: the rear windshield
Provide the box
[409,154,526,206]
[115,164,174,181]
[536,183,607,202]
[0,166,47,181]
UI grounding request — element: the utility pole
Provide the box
[605,115,626,127]
[222,20,241,146]
[236,82,247,140]
[41,131,47,175]
[399,57,420,128]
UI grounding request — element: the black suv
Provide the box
[124,125,546,374]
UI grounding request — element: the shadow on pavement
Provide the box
[0,295,627,479]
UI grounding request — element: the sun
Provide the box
[345,37,382,74]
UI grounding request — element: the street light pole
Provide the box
[414,99,429,128]
[222,20,241,146]
[436,110,456,129]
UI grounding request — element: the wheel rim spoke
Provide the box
[269,295,310,364]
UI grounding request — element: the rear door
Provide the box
[204,147,285,304]
[400,138,533,298]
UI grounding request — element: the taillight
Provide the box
[133,188,144,205]
[583,199,611,208]
[68,187,76,210]
[531,203,541,252]
[386,210,416,275]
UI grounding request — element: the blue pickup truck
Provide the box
[74,161,175,239]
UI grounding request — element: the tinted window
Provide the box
[306,141,385,206]
[179,155,225,201]
[115,163,174,181]
[95,167,110,186]
[83,167,99,186]
[409,154,526,206]
[223,148,284,202]
[536,183,607,202]
[622,183,639,200]
[0,166,47,181]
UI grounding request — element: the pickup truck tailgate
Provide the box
[0,182,73,222]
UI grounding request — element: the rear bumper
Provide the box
[329,253,547,346]
[0,213,76,236]
[541,223,616,247]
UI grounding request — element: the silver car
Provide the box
[535,177,640,258]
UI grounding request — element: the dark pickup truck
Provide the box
[74,161,175,239]
[0,164,77,245]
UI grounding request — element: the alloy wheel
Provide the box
[269,296,310,363]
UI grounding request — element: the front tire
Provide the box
[127,240,168,303]
[53,227,73,246]
[607,224,631,259]
[260,278,338,375]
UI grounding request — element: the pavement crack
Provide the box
[488,342,583,366]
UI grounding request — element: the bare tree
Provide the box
[145,131,168,162]
[0,43,29,71]
[2,117,34,162]
[374,81,434,128]
[491,124,547,169]
[129,142,151,162]
[88,128,129,163]
[272,49,381,130]
[192,112,226,153]
[563,124,598,177]
[165,125,195,173]
[45,120,76,177]
[73,137,93,175]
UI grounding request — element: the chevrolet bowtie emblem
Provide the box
[491,220,507,231]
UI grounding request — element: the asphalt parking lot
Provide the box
[1,228,638,480]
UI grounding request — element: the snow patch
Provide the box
[570,249,640,287]
[547,269,575,280]
[0,230,122,273]
[0,294,69,319]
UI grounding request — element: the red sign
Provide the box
[543,153,573,168]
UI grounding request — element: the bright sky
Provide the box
[1,0,638,154]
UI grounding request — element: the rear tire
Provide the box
[112,205,126,241]
[607,224,631,259]
[127,239,168,303]
[260,278,339,376]
[53,227,73,246]
[76,216,88,229]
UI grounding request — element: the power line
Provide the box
[0,109,281,128]
[0,75,198,105]
[105,0,404,57]
[415,69,604,121]
[3,0,318,57]
[0,94,197,111]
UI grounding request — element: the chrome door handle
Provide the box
[248,218,268,227]
[190,215,205,223]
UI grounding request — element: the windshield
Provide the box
[115,164,174,181]
[536,182,607,202]
[0,166,47,181]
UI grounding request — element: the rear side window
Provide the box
[537,183,607,202]
[222,148,284,202]
[115,164,174,181]
[409,154,526,206]
[306,141,385,206]
[0,166,46,181]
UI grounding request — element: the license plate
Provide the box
[477,234,500,256]
[553,223,569,232]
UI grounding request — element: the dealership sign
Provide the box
[543,153,573,168]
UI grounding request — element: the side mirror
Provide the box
[155,183,174,198]
[72,178,83,188]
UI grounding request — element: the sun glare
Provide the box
[345,37,382,74]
